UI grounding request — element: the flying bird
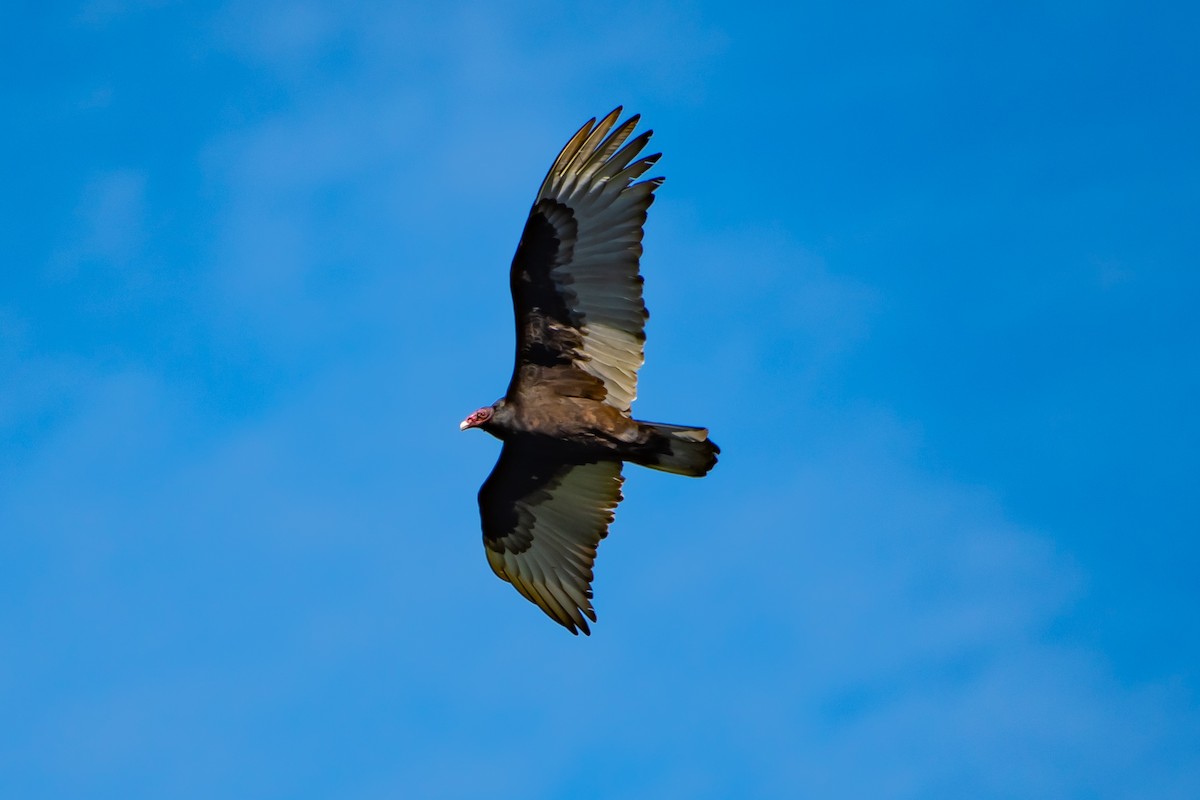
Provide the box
[460,108,720,635]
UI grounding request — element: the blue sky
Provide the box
[3,1,1199,797]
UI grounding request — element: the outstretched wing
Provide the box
[506,108,660,413]
[478,441,624,635]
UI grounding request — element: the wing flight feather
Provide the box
[478,443,624,635]
[507,108,660,412]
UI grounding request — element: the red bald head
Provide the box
[459,406,494,431]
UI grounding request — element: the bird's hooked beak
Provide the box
[458,417,471,431]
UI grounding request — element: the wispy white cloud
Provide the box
[48,168,147,279]
[191,2,728,364]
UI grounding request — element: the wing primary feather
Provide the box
[560,109,621,185]
[610,154,662,185]
[544,580,588,630]
[558,111,625,199]
[591,132,656,185]
[560,116,598,161]
[579,116,642,181]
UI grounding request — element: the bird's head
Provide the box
[459,405,495,431]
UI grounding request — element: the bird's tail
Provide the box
[633,421,720,477]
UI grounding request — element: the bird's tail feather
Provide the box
[634,421,720,477]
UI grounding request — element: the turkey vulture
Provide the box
[460,108,719,635]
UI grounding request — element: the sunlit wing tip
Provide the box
[559,611,590,636]
[546,603,585,636]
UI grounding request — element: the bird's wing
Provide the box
[478,441,625,635]
[506,108,660,413]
